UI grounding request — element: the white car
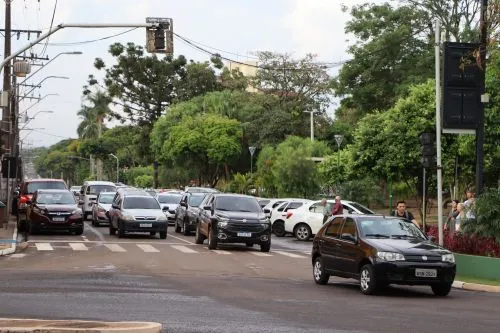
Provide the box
[284,200,375,241]
[269,199,312,237]
[260,199,287,218]
[156,191,183,225]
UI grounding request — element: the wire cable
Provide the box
[46,27,138,45]
[40,0,57,56]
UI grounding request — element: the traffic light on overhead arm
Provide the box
[154,28,165,50]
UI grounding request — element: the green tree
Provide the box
[134,175,153,188]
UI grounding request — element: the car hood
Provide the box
[159,203,179,211]
[98,203,112,211]
[123,209,165,217]
[363,238,450,255]
[38,204,78,212]
[214,210,265,221]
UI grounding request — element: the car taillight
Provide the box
[286,212,293,219]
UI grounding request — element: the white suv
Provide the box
[284,200,374,241]
[269,199,312,237]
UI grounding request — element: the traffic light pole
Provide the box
[434,20,444,246]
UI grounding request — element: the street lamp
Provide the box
[23,93,59,113]
[19,51,82,85]
[303,110,318,141]
[248,146,256,175]
[109,153,119,183]
[18,76,69,102]
[23,110,54,123]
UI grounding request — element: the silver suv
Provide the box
[107,188,168,239]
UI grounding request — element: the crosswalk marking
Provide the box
[171,245,198,253]
[69,243,88,251]
[104,244,126,252]
[250,252,272,257]
[213,249,231,255]
[273,250,306,259]
[137,244,160,253]
[35,243,53,251]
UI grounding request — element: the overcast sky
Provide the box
[3,0,374,148]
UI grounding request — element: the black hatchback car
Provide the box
[196,193,271,252]
[312,215,456,296]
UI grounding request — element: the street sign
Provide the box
[249,146,256,156]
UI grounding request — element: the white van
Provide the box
[80,181,117,220]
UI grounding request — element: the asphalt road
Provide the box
[1,223,499,333]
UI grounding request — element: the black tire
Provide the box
[150,231,156,237]
[246,242,254,247]
[294,223,312,241]
[359,264,379,295]
[260,241,271,252]
[207,227,218,250]
[74,228,84,236]
[313,256,330,285]
[272,220,286,237]
[174,219,181,233]
[431,283,452,297]
[117,221,125,238]
[159,231,167,239]
[195,224,205,244]
[183,219,190,236]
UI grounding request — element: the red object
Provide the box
[286,212,293,219]
[19,195,31,204]
[331,202,343,215]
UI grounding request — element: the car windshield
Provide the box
[88,185,116,195]
[215,196,261,212]
[37,192,75,205]
[349,202,375,214]
[27,181,66,194]
[188,194,206,206]
[359,217,425,239]
[123,196,160,210]
[158,194,182,204]
[98,194,115,204]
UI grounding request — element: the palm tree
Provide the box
[77,91,112,180]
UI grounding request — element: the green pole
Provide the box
[388,178,393,215]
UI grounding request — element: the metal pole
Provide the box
[310,111,314,141]
[388,178,393,215]
[2,0,12,155]
[422,167,426,232]
[435,20,444,246]
[116,158,119,183]
[250,156,253,175]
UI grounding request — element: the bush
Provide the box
[134,175,153,188]
[426,225,500,258]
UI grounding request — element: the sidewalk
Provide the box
[0,217,17,256]
[453,280,500,293]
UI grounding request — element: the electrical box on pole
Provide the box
[146,18,173,55]
[442,42,484,133]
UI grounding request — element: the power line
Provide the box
[176,34,259,60]
[28,129,73,139]
[46,27,138,45]
[40,0,58,56]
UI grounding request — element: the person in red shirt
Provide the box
[331,196,343,216]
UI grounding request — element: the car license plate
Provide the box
[415,268,437,278]
[52,217,65,222]
[140,223,152,228]
[237,232,252,237]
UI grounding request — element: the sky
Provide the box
[2,0,374,148]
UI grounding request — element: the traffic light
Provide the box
[154,28,165,50]
[419,132,436,169]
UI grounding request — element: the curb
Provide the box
[0,224,17,256]
[453,280,500,293]
[0,318,162,333]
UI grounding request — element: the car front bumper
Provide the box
[122,220,168,233]
[215,225,271,245]
[32,218,84,231]
[373,261,456,285]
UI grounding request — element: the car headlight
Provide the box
[218,221,228,228]
[71,208,83,215]
[260,222,270,229]
[442,253,455,263]
[121,213,135,220]
[377,251,405,262]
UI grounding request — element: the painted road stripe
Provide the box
[273,250,306,258]
[171,245,198,253]
[69,243,89,251]
[137,244,160,253]
[35,243,53,251]
[104,244,127,252]
[251,252,273,257]
[213,250,231,255]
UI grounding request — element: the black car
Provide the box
[312,215,456,296]
[174,192,208,236]
[196,193,271,252]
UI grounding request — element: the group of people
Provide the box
[446,191,476,232]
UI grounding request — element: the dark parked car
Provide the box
[196,193,271,252]
[174,192,208,236]
[312,215,456,296]
[25,189,83,235]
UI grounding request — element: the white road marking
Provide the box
[8,253,26,258]
[171,245,198,253]
[167,233,195,245]
[137,244,160,253]
[69,243,89,251]
[212,250,231,255]
[273,250,306,258]
[35,243,53,251]
[250,252,273,257]
[104,244,127,252]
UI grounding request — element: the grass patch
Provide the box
[456,275,500,286]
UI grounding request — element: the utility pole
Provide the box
[303,110,316,141]
[434,20,444,246]
[2,0,12,154]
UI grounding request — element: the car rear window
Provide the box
[98,194,115,204]
[27,181,66,194]
[87,185,116,195]
[158,194,182,204]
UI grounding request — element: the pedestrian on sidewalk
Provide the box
[320,198,331,224]
[391,200,420,228]
[455,203,466,232]
[463,191,476,220]
[331,196,343,216]
[445,200,460,232]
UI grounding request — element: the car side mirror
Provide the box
[180,202,187,207]
[263,208,270,214]
[162,206,169,212]
[203,205,212,211]
[341,233,357,243]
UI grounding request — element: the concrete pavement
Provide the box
[0,218,17,256]
[0,319,161,333]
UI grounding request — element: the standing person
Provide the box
[455,203,466,232]
[391,200,420,228]
[445,200,460,232]
[320,198,331,224]
[331,196,343,216]
[463,191,476,220]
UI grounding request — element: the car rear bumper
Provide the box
[122,220,168,233]
[373,261,456,285]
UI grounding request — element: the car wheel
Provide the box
[313,256,330,285]
[117,222,125,238]
[183,219,190,236]
[208,227,218,250]
[260,241,271,252]
[272,220,286,237]
[431,283,452,297]
[246,242,254,247]
[195,224,205,244]
[359,264,379,295]
[159,231,167,239]
[174,219,181,233]
[74,228,84,236]
[294,223,312,241]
